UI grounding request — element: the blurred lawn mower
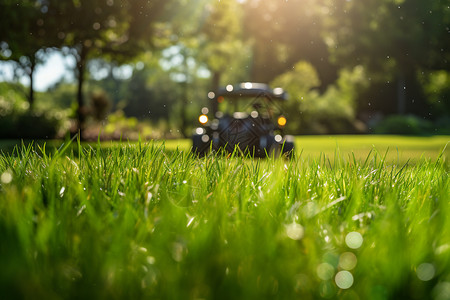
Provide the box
[192,82,294,158]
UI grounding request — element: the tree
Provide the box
[0,0,59,108]
[200,0,249,93]
[44,0,172,136]
[271,61,368,134]
[242,0,337,87]
[321,0,450,117]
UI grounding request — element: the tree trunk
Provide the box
[180,49,190,138]
[28,63,35,109]
[76,46,87,138]
[211,71,221,116]
[25,55,36,110]
[397,72,406,115]
[181,80,189,138]
[397,69,428,117]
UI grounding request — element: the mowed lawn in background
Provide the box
[163,135,449,163]
[0,135,449,299]
[1,135,448,163]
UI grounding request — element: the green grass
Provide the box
[0,138,449,299]
[1,135,448,164]
[161,135,449,164]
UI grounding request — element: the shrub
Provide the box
[0,110,64,139]
[90,91,111,121]
[373,115,433,135]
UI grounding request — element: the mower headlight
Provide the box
[199,114,208,124]
[278,116,287,127]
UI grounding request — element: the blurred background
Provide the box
[0,0,449,140]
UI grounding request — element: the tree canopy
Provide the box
[0,0,449,137]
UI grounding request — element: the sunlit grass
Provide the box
[161,135,449,164]
[0,139,449,299]
[1,135,448,164]
[294,135,449,163]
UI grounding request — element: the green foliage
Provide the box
[272,62,368,134]
[242,0,335,84]
[39,0,176,132]
[272,61,321,96]
[271,61,320,133]
[0,82,29,113]
[37,81,77,110]
[419,70,450,117]
[1,0,449,135]
[0,0,62,106]
[0,141,448,298]
[81,110,178,141]
[323,0,450,116]
[200,0,249,79]
[122,68,175,121]
[0,82,70,139]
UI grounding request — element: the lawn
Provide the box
[162,135,449,164]
[0,136,449,299]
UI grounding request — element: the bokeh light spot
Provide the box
[273,87,284,95]
[201,135,210,143]
[317,263,335,280]
[339,252,358,270]
[199,114,208,124]
[417,263,435,281]
[319,280,336,298]
[433,282,450,300]
[286,222,304,240]
[335,271,354,289]
[1,171,12,184]
[195,127,204,135]
[345,232,363,249]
